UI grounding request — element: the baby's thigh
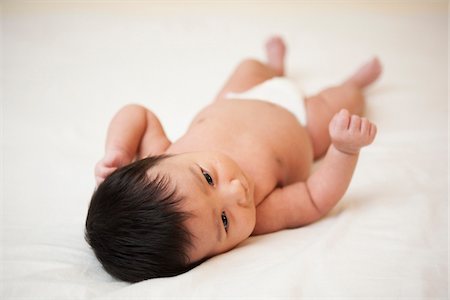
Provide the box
[215,59,278,100]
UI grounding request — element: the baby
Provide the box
[85,36,381,282]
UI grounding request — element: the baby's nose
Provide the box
[229,179,249,207]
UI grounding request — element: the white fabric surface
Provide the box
[2,2,448,299]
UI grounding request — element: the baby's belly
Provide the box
[190,100,314,184]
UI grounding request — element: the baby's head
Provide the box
[85,152,256,282]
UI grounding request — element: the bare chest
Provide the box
[166,100,313,203]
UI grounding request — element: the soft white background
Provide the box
[2,1,448,299]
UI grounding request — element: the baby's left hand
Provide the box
[329,109,377,155]
[94,149,131,186]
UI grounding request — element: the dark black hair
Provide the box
[85,155,195,282]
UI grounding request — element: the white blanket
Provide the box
[2,2,448,299]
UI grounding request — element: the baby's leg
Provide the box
[306,58,382,159]
[215,36,286,101]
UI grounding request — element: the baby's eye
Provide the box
[202,170,214,186]
[221,211,229,232]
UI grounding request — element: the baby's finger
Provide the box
[102,155,119,167]
[97,166,116,179]
[369,123,377,138]
[360,117,370,134]
[349,115,362,133]
[95,176,105,186]
[336,109,351,130]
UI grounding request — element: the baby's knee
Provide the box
[320,85,365,114]
[238,58,264,69]
[236,58,271,76]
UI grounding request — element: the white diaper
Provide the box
[225,77,307,125]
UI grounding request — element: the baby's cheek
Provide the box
[245,208,257,237]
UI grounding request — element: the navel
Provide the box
[275,156,283,167]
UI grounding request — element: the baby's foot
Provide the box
[329,109,377,155]
[346,57,382,88]
[265,36,286,76]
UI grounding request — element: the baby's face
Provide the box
[155,152,256,263]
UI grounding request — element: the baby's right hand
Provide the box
[329,109,377,155]
[95,149,131,186]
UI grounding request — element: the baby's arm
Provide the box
[253,109,376,234]
[95,104,170,185]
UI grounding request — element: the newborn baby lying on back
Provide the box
[85,36,381,282]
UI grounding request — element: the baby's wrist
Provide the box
[106,147,133,162]
[330,143,360,156]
